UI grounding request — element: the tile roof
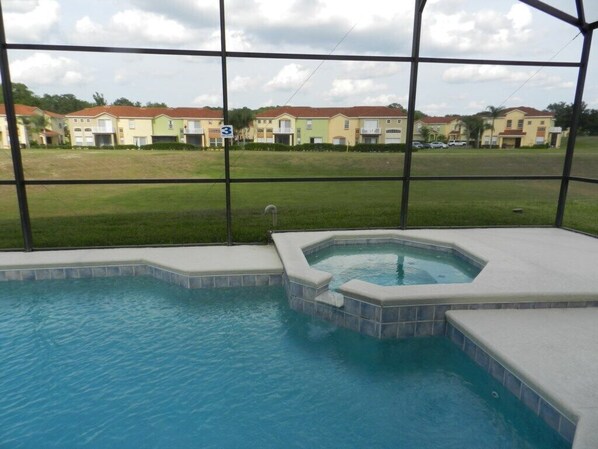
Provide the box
[66,105,223,119]
[501,107,553,117]
[256,106,407,118]
[0,104,42,116]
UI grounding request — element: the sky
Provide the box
[2,0,598,115]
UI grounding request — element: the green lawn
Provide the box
[0,137,596,248]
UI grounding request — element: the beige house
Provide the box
[481,107,562,148]
[253,106,408,146]
[66,106,224,147]
[414,116,466,142]
[0,104,65,148]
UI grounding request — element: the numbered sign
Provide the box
[220,125,234,138]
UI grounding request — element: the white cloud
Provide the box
[4,0,59,41]
[265,64,310,91]
[193,94,221,107]
[423,3,533,53]
[329,79,383,99]
[230,76,256,92]
[10,53,91,86]
[362,94,407,106]
[74,9,201,46]
[341,62,402,79]
[442,65,574,89]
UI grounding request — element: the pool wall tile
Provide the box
[34,269,52,281]
[398,306,417,322]
[359,319,379,338]
[381,323,398,339]
[343,298,361,317]
[417,305,435,321]
[360,302,381,321]
[432,321,446,336]
[344,314,360,333]
[381,307,399,323]
[415,321,434,337]
[445,322,577,445]
[397,322,416,338]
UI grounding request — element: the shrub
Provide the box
[233,142,290,152]
[140,142,200,151]
[352,143,409,153]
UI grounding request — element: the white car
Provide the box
[429,141,448,149]
[448,141,467,147]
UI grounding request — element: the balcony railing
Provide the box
[274,127,294,134]
[549,127,562,133]
[184,127,204,134]
[360,127,381,135]
[92,126,114,134]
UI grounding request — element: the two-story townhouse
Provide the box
[254,108,299,145]
[414,116,465,142]
[0,104,65,148]
[253,106,408,146]
[66,106,124,147]
[481,107,562,148]
[350,107,407,144]
[170,108,223,147]
[67,106,225,147]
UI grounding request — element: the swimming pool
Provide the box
[0,277,568,449]
[305,242,481,290]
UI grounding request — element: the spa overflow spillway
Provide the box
[305,241,482,291]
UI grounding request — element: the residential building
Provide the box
[414,116,466,142]
[66,106,224,147]
[480,107,562,148]
[0,104,65,148]
[254,106,407,146]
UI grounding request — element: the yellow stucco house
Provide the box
[481,107,562,148]
[66,106,224,147]
[414,116,466,142]
[0,104,65,148]
[253,106,407,146]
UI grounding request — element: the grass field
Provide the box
[0,137,596,248]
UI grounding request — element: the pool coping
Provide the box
[446,308,598,449]
[0,245,284,288]
[272,228,598,307]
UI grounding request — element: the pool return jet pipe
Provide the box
[264,204,278,228]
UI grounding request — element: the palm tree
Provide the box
[460,115,490,148]
[19,113,50,147]
[486,105,505,149]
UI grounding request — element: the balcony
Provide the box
[360,127,381,135]
[92,126,114,134]
[184,127,204,135]
[274,127,294,134]
[548,127,562,133]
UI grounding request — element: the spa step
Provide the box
[315,290,344,308]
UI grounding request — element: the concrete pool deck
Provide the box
[273,228,598,306]
[447,308,598,449]
[1,227,597,447]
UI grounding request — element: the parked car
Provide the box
[447,140,467,147]
[429,141,448,149]
[411,141,427,149]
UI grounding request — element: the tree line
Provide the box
[0,83,168,114]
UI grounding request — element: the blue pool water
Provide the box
[0,277,566,449]
[306,242,482,290]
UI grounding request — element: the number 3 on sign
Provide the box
[220,125,234,138]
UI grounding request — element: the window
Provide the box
[297,128,301,137]
[538,127,546,132]
[306,120,312,130]
[386,129,401,133]
[134,136,147,147]
[75,136,83,145]
[129,120,135,129]
[209,137,223,147]
[73,119,78,122]
[74,128,82,132]
[506,120,512,128]
[536,136,545,144]
[84,128,91,132]
[87,119,90,122]
[541,120,545,125]
[397,119,401,123]
[517,119,524,129]
[528,121,532,125]
[386,119,391,124]
[310,137,323,144]
[168,120,173,130]
[333,137,346,145]
[85,136,94,145]
[344,120,349,130]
